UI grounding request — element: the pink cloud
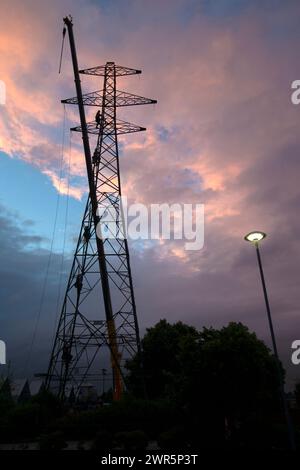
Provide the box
[1,0,300,261]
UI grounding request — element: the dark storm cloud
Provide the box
[0,205,71,378]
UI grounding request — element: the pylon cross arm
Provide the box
[62,89,157,107]
[79,64,142,76]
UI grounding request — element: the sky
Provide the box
[1,0,300,388]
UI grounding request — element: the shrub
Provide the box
[115,430,148,450]
[91,430,113,451]
[39,431,67,450]
[158,426,187,450]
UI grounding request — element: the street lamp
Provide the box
[244,231,296,450]
[244,231,266,243]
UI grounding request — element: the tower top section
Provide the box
[79,63,142,77]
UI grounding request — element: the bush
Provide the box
[51,398,178,440]
[4,403,40,440]
[158,426,187,450]
[39,431,67,450]
[115,430,148,450]
[91,430,113,451]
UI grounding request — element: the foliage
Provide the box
[115,430,148,450]
[126,319,282,448]
[39,431,67,450]
[91,430,113,451]
[53,397,178,440]
[0,389,64,442]
[126,319,199,398]
[295,382,300,408]
[0,320,295,449]
[157,426,188,450]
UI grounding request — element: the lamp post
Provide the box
[244,231,296,450]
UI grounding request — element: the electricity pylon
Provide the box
[46,16,156,401]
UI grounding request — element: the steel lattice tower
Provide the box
[46,17,156,400]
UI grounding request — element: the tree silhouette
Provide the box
[127,320,281,447]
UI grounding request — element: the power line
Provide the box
[25,104,67,374]
[52,126,72,343]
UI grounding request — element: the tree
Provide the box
[126,320,281,448]
[126,319,199,399]
[182,322,280,443]
[294,382,300,408]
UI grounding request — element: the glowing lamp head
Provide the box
[244,231,267,243]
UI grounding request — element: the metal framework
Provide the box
[46,17,156,401]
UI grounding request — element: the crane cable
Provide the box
[25,104,67,373]
[52,120,72,343]
[59,26,66,74]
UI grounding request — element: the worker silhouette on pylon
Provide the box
[95,110,101,128]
